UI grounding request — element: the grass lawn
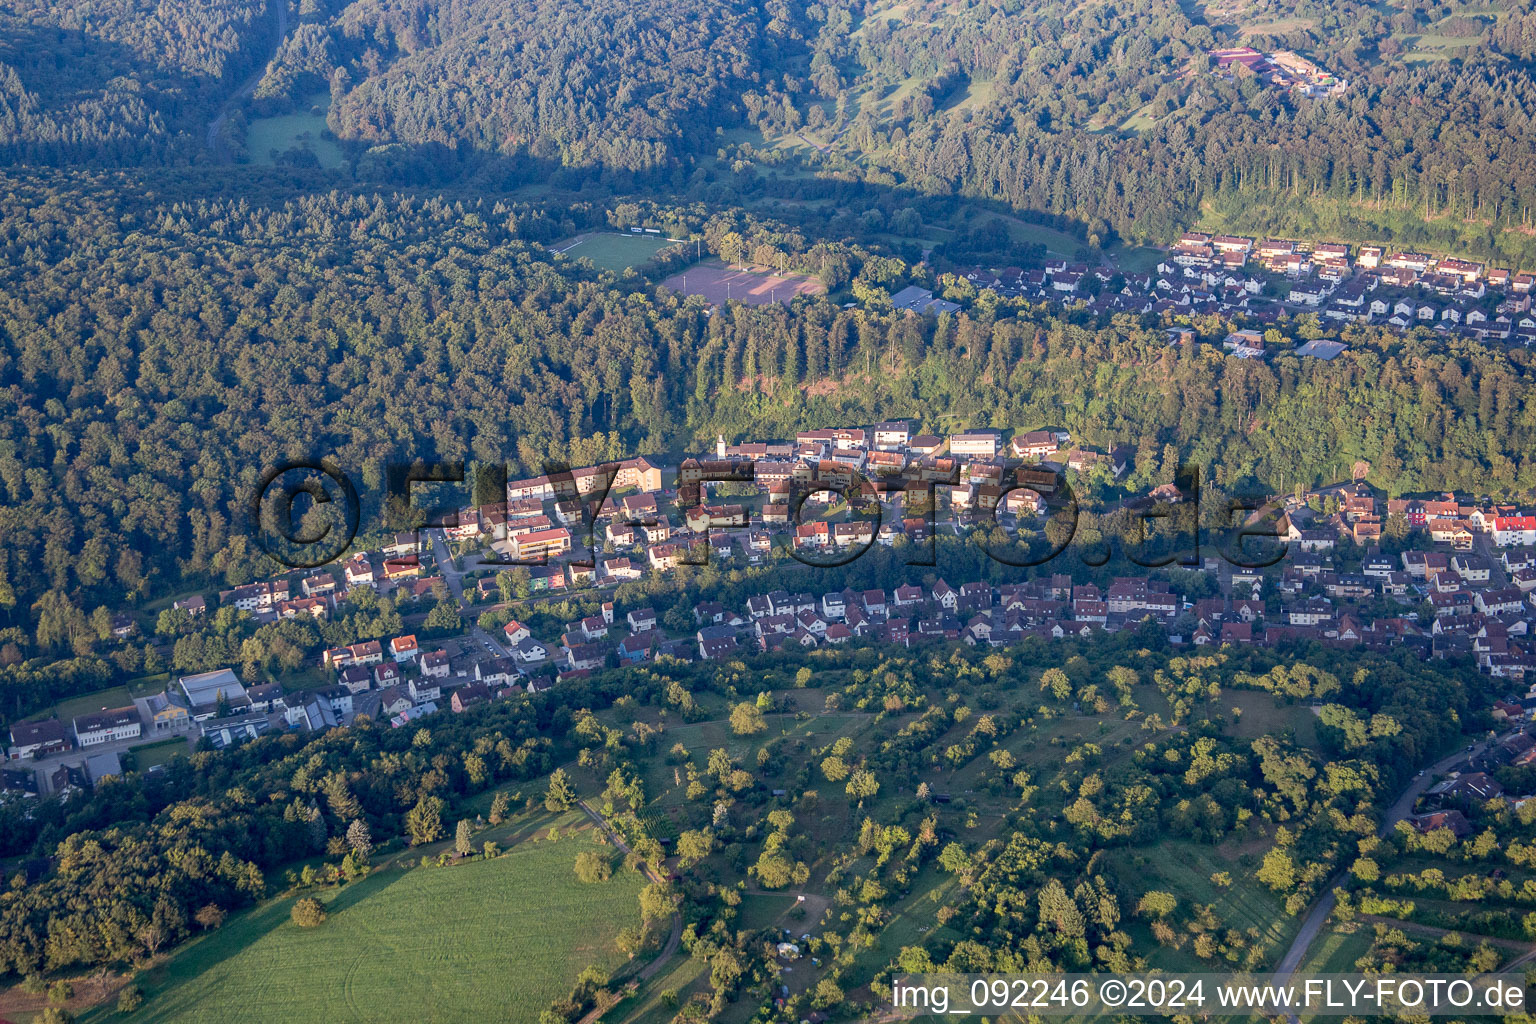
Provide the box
[273,665,330,695]
[1222,690,1318,746]
[737,891,805,932]
[127,673,171,698]
[1297,922,1373,973]
[1117,102,1159,133]
[103,828,645,1024]
[940,80,995,114]
[29,676,172,726]
[247,92,344,169]
[45,685,137,722]
[127,737,191,771]
[1110,245,1166,274]
[1392,32,1480,54]
[554,232,681,273]
[1000,217,1086,258]
[611,955,707,1024]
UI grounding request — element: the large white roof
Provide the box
[178,668,248,708]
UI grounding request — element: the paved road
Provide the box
[472,624,512,660]
[431,532,514,662]
[1273,732,1506,1016]
[349,689,382,724]
[428,527,511,606]
[1474,532,1514,589]
[1503,943,1536,973]
[206,0,289,155]
[427,528,468,607]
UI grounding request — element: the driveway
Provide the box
[428,528,468,607]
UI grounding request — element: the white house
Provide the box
[73,707,142,747]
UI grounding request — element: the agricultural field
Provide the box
[552,232,682,273]
[99,825,645,1024]
[246,92,345,169]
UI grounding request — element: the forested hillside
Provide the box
[7,0,1536,256]
[0,0,273,163]
[326,0,778,172]
[0,170,1533,675]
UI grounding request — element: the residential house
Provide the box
[8,719,70,760]
[452,683,492,713]
[390,635,419,662]
[420,649,451,679]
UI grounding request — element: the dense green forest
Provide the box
[0,0,271,164]
[326,0,775,173]
[8,0,1536,258]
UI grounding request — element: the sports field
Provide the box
[107,827,644,1024]
[552,232,680,272]
[661,261,824,305]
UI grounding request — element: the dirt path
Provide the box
[1356,913,1532,954]
[575,800,683,1000]
[0,968,127,1019]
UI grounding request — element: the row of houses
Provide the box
[925,233,1536,351]
[518,482,1536,677]
[439,451,1536,682]
[1169,233,1517,288]
[6,668,293,762]
[185,445,1536,738]
[423,429,1138,586]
